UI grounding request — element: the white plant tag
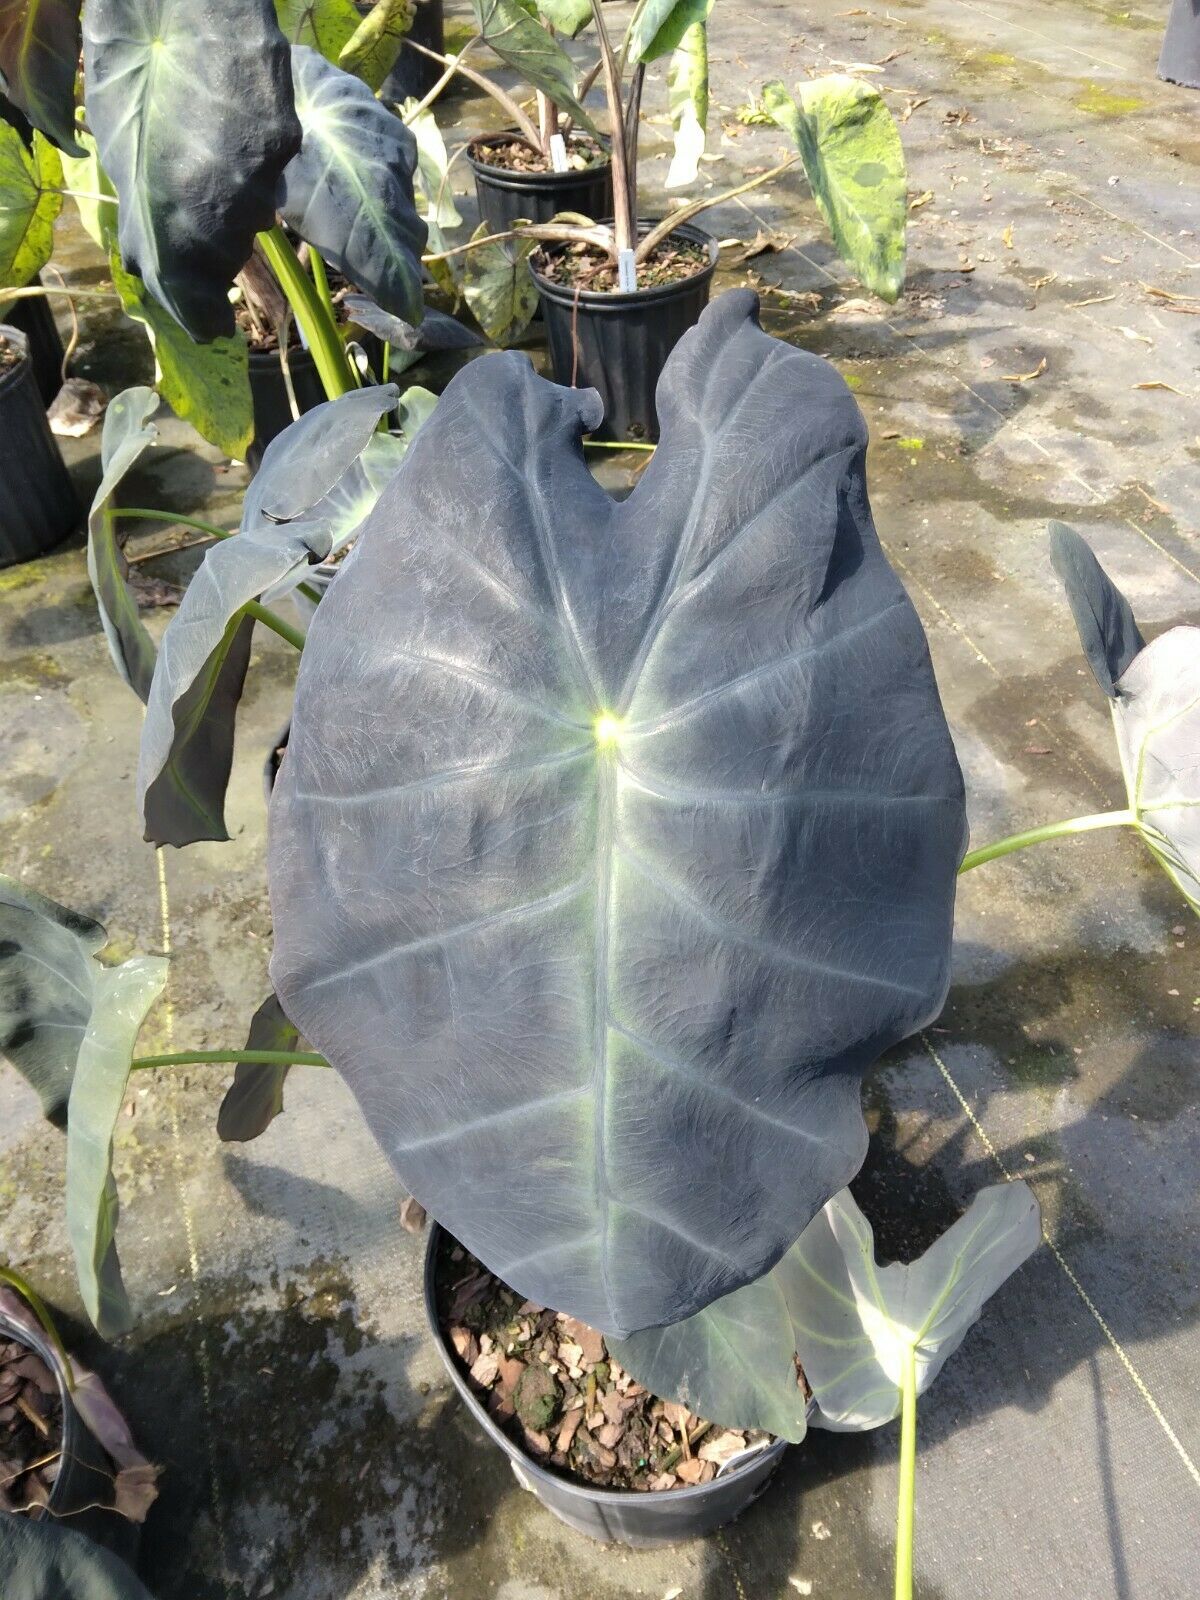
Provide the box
[617,248,638,292]
[548,133,570,173]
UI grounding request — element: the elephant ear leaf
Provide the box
[0,880,173,1339]
[83,0,301,340]
[0,1512,157,1600]
[343,294,483,370]
[615,1182,1040,1437]
[0,0,84,154]
[625,0,708,62]
[796,1184,1041,1430]
[461,221,537,345]
[665,17,710,189]
[274,0,358,57]
[216,994,300,1141]
[267,289,967,1336]
[1048,520,1144,696]
[87,386,160,702]
[0,119,61,286]
[471,0,596,127]
[137,385,398,849]
[281,47,426,325]
[763,74,906,303]
[0,874,106,1124]
[338,0,412,89]
[1049,523,1200,912]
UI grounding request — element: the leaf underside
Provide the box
[86,385,160,701]
[268,289,966,1336]
[83,0,301,339]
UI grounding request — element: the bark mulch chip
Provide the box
[0,1338,62,1515]
[435,1234,780,1492]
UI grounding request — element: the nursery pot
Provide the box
[377,0,445,102]
[0,1302,140,1567]
[532,222,719,442]
[247,344,327,468]
[1,277,65,406]
[424,1225,787,1548]
[0,324,78,567]
[467,132,614,235]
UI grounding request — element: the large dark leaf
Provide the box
[137,385,398,847]
[1049,521,1144,697]
[0,0,83,154]
[83,0,301,340]
[0,873,106,1122]
[268,290,967,1336]
[0,1512,157,1599]
[280,46,426,325]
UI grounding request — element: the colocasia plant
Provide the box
[0,0,429,458]
[0,294,1083,1598]
[412,0,907,337]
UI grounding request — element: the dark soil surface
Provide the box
[434,1232,777,1492]
[0,1338,62,1514]
[0,332,24,372]
[472,134,607,175]
[533,237,708,293]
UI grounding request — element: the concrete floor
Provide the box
[2,0,1199,1596]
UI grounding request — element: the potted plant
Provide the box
[0,323,78,566]
[5,297,1198,1585]
[422,2,909,437]
[0,1266,156,1570]
[0,0,429,484]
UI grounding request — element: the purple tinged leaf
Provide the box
[268,290,967,1336]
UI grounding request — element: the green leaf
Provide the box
[275,0,359,58]
[109,250,254,460]
[471,0,596,127]
[665,17,709,190]
[401,97,462,229]
[65,953,169,1338]
[83,0,302,340]
[625,0,708,64]
[0,873,106,1123]
[281,46,427,325]
[461,220,537,345]
[138,385,398,847]
[534,0,592,40]
[0,0,84,154]
[0,1512,157,1600]
[0,120,61,287]
[338,0,413,89]
[58,124,117,252]
[763,74,907,303]
[86,385,159,701]
[614,1183,1040,1437]
[217,994,300,1141]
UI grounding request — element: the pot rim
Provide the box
[0,1303,85,1513]
[0,322,32,397]
[423,1221,788,1509]
[530,220,719,310]
[466,129,613,187]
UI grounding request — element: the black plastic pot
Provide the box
[467,133,613,234]
[0,324,78,567]
[378,0,445,102]
[425,1225,787,1547]
[247,344,327,468]
[1,277,65,405]
[0,1302,140,1567]
[532,223,719,442]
